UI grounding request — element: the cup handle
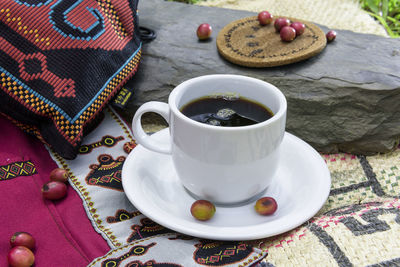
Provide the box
[132,101,172,154]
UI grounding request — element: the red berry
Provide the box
[254,197,277,215]
[196,23,212,40]
[7,246,35,267]
[49,168,69,183]
[10,232,35,250]
[42,181,67,200]
[290,21,305,36]
[326,30,337,42]
[190,200,216,221]
[123,141,137,154]
[280,26,296,42]
[258,11,273,25]
[274,17,290,32]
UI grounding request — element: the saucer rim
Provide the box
[122,128,331,240]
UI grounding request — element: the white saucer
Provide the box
[122,128,331,241]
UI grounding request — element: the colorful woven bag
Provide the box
[0,0,142,159]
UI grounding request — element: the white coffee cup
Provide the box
[132,74,287,205]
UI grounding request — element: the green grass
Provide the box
[359,0,400,37]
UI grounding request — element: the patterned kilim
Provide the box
[249,148,400,266]
[49,107,400,266]
[0,0,141,160]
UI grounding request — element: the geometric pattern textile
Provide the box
[0,112,110,266]
[0,0,141,159]
[250,147,400,266]
[88,234,268,267]
[0,160,36,181]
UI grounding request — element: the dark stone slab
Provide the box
[119,0,400,155]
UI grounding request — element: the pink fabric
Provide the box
[0,115,110,266]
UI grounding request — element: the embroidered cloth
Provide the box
[0,0,141,159]
[1,106,400,266]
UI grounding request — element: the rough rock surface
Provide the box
[119,0,400,155]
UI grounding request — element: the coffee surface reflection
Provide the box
[180,96,273,127]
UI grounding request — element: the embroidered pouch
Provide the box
[0,0,142,159]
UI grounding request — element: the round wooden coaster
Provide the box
[217,16,327,67]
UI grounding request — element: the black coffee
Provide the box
[180,95,273,127]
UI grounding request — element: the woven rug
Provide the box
[251,155,400,266]
[47,106,400,266]
[197,0,388,37]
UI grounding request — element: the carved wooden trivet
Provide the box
[216,16,327,67]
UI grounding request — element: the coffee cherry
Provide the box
[274,17,290,32]
[326,30,337,42]
[123,141,137,154]
[190,200,216,221]
[258,11,273,25]
[10,232,35,250]
[7,246,35,267]
[290,21,305,36]
[280,26,296,42]
[49,168,69,183]
[254,197,277,215]
[42,181,67,200]
[196,23,212,40]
